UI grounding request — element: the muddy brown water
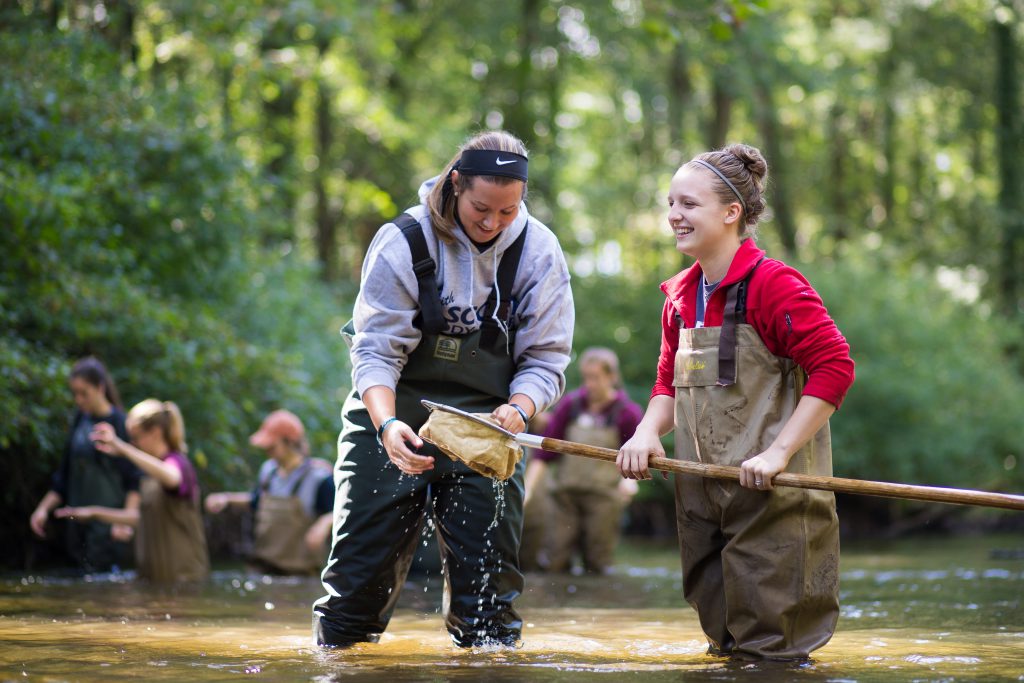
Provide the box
[1,534,1021,682]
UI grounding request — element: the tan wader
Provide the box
[547,415,628,573]
[136,477,210,583]
[253,464,324,576]
[673,277,839,660]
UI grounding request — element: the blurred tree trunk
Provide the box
[506,0,541,148]
[742,25,797,256]
[878,48,896,226]
[707,66,733,149]
[753,77,797,256]
[994,5,1023,315]
[260,72,300,238]
[48,0,61,28]
[101,0,137,65]
[314,39,338,282]
[828,101,848,241]
[667,41,692,151]
[219,59,234,139]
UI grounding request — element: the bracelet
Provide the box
[509,403,530,426]
[376,416,398,446]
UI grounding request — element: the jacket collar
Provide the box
[660,239,767,315]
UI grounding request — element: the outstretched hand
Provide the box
[53,506,96,522]
[382,420,433,475]
[90,423,126,457]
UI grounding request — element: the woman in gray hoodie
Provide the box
[313,130,574,648]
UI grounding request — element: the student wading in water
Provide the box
[205,410,334,575]
[618,144,855,661]
[312,131,574,648]
[57,399,210,583]
[29,357,141,572]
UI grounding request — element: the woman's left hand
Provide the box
[491,404,527,434]
[739,446,790,491]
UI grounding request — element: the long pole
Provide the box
[420,401,1024,512]
[521,435,1024,512]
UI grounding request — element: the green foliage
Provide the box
[806,252,1024,492]
[0,30,352,568]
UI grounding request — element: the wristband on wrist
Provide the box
[376,416,398,446]
[509,403,530,425]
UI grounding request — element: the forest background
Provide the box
[2,0,1023,568]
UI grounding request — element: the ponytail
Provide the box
[128,398,188,454]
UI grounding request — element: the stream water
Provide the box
[2,534,1021,682]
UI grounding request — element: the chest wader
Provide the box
[673,264,839,660]
[314,214,528,648]
[65,428,131,571]
[136,477,210,583]
[548,400,629,573]
[253,462,323,575]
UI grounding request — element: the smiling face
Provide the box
[453,173,523,244]
[666,165,743,261]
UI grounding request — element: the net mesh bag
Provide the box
[418,410,522,481]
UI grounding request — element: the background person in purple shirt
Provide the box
[523,348,643,574]
[56,398,209,583]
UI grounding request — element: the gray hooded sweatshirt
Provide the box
[349,177,574,414]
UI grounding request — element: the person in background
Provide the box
[523,347,642,574]
[518,410,554,572]
[205,409,334,575]
[312,130,573,648]
[55,398,210,583]
[617,143,855,660]
[29,357,141,572]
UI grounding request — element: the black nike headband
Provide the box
[457,149,529,182]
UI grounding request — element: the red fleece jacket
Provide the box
[651,240,855,408]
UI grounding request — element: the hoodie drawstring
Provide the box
[490,248,512,355]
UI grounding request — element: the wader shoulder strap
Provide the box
[480,225,529,348]
[717,257,766,386]
[394,213,445,335]
[260,461,311,497]
[288,461,313,497]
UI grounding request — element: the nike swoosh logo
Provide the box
[495,157,516,165]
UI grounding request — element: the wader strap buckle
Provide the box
[717,257,766,386]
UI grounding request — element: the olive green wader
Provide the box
[673,271,839,660]
[253,462,324,575]
[313,214,527,648]
[136,477,210,583]
[547,411,628,573]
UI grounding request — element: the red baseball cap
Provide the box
[250,410,304,448]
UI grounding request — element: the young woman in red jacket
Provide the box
[617,143,855,661]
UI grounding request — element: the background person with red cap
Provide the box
[205,409,334,575]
